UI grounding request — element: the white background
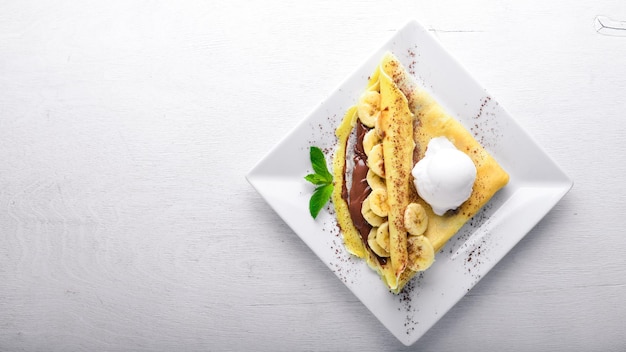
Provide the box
[1,1,625,351]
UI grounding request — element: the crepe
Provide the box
[332,52,509,293]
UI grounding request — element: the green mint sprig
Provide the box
[304,146,334,219]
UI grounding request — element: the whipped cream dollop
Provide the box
[412,137,477,216]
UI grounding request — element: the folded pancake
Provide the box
[378,65,416,279]
[332,52,509,293]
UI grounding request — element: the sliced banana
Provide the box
[367,144,385,178]
[369,188,389,217]
[357,90,381,128]
[404,202,428,237]
[366,169,386,191]
[407,235,435,272]
[374,111,385,138]
[376,222,390,253]
[368,228,389,257]
[363,129,381,157]
[361,195,385,227]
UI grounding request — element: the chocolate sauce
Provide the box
[348,123,372,242]
[342,122,386,265]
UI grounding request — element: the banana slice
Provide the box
[407,235,435,272]
[357,90,381,128]
[363,129,381,157]
[374,111,384,138]
[369,188,389,217]
[368,228,390,257]
[366,169,386,191]
[361,195,385,227]
[376,222,390,253]
[404,202,428,237]
[367,144,385,178]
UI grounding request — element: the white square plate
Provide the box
[246,20,572,346]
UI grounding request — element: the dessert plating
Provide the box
[332,52,509,293]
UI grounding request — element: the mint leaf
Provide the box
[305,146,334,219]
[304,173,329,185]
[310,146,332,183]
[309,184,333,219]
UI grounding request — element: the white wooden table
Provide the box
[1,1,624,350]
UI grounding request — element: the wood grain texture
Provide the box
[1,0,625,351]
